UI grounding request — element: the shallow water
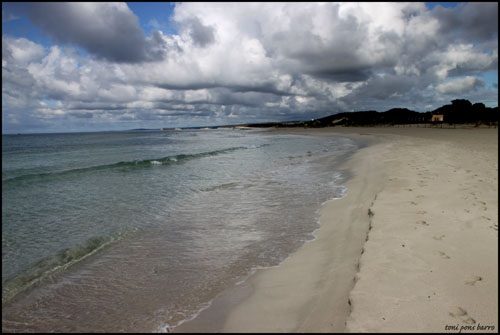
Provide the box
[2,129,359,332]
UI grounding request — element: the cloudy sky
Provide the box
[2,2,498,133]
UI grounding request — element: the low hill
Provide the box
[245,99,498,128]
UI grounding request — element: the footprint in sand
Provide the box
[448,306,476,324]
[408,188,413,192]
[409,201,418,205]
[464,275,482,286]
[416,195,425,199]
[434,250,450,259]
[417,210,427,215]
[433,235,445,240]
[416,220,429,226]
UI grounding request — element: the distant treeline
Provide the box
[245,99,498,128]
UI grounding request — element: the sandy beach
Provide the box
[174,126,498,333]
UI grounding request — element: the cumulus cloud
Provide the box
[436,76,485,95]
[26,2,165,63]
[433,2,498,43]
[2,37,45,65]
[179,17,215,48]
[2,2,498,133]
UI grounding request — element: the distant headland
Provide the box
[142,99,498,132]
[241,99,498,128]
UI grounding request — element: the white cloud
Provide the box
[436,76,485,94]
[2,2,498,133]
[2,37,45,65]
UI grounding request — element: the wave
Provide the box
[2,234,121,306]
[3,146,247,184]
[248,143,270,149]
[201,181,254,193]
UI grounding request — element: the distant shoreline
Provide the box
[4,97,498,136]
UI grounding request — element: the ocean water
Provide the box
[2,129,360,332]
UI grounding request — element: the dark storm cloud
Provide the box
[184,17,215,48]
[433,2,499,43]
[116,109,214,123]
[308,69,372,83]
[146,30,169,61]
[228,84,294,96]
[26,3,165,63]
[155,82,292,98]
[343,74,418,101]
[156,82,220,91]
[156,110,213,117]
[69,112,94,119]
[212,89,282,107]
[150,87,284,109]
[66,103,128,111]
[447,57,499,78]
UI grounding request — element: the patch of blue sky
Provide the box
[479,71,499,90]
[425,2,462,10]
[2,15,49,47]
[2,3,54,51]
[42,99,60,106]
[126,2,178,36]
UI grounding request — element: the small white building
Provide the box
[431,114,444,122]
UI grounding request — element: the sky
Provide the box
[2,2,498,134]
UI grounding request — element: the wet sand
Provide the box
[175,126,498,333]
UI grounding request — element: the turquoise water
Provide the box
[2,129,360,332]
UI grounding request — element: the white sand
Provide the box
[175,126,498,333]
[345,127,498,333]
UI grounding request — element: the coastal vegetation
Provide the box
[244,99,498,128]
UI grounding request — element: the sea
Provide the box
[2,128,361,332]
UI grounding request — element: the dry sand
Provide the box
[174,126,498,333]
[344,127,498,333]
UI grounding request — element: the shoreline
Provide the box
[174,127,498,333]
[174,128,388,332]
